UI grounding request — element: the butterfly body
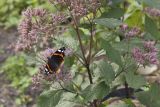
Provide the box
[44,47,65,75]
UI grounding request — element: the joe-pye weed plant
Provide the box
[15,0,160,107]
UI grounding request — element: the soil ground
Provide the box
[0,28,37,107]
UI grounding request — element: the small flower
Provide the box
[145,52,159,65]
[132,48,145,64]
[51,13,66,25]
[32,8,47,17]
[144,7,160,17]
[120,24,128,32]
[16,7,68,51]
[70,1,88,17]
[143,41,158,52]
[125,27,140,38]
[32,71,44,90]
[88,0,101,12]
[132,41,159,65]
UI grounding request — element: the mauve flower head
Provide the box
[125,27,140,38]
[51,13,66,25]
[22,7,47,17]
[120,24,128,32]
[132,48,145,64]
[32,71,44,90]
[16,7,68,51]
[144,7,160,17]
[51,0,100,18]
[143,41,159,65]
[143,41,158,53]
[132,41,159,65]
[144,52,159,65]
[88,0,101,12]
[70,0,88,17]
[119,24,140,39]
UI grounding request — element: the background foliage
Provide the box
[0,0,160,107]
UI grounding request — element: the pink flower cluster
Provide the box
[53,0,101,17]
[144,7,160,17]
[16,8,67,51]
[120,24,140,38]
[132,41,159,65]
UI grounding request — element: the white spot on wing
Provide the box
[58,49,62,52]
[45,68,48,72]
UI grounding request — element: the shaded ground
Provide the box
[0,28,18,107]
[0,28,38,107]
[0,28,17,63]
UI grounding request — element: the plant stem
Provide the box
[87,16,94,64]
[58,82,76,94]
[71,15,93,84]
[124,81,129,98]
[86,64,93,84]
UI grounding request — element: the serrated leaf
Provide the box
[125,10,143,27]
[111,0,125,5]
[81,82,109,102]
[81,84,95,102]
[145,15,160,40]
[37,90,63,107]
[94,18,122,29]
[113,38,143,54]
[93,82,110,99]
[99,61,115,84]
[101,7,124,19]
[136,83,160,107]
[101,40,122,66]
[136,0,160,9]
[125,71,146,89]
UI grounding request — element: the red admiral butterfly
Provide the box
[44,47,65,75]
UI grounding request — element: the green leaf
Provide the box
[125,71,146,89]
[93,82,110,99]
[111,0,125,5]
[37,90,63,107]
[136,83,160,107]
[125,10,143,27]
[101,40,122,66]
[145,15,160,40]
[81,82,109,102]
[136,0,160,9]
[81,84,95,102]
[99,61,115,84]
[94,18,122,29]
[113,38,143,54]
[101,7,124,19]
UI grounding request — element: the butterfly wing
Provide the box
[47,54,64,74]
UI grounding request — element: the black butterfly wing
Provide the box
[47,54,64,73]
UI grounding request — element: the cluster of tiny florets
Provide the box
[15,8,67,51]
[144,7,160,17]
[52,0,101,17]
[132,41,159,65]
[120,24,140,38]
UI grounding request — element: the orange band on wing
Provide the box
[55,61,64,74]
[46,64,52,73]
[51,53,64,58]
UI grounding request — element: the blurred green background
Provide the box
[0,0,160,107]
[0,0,51,107]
